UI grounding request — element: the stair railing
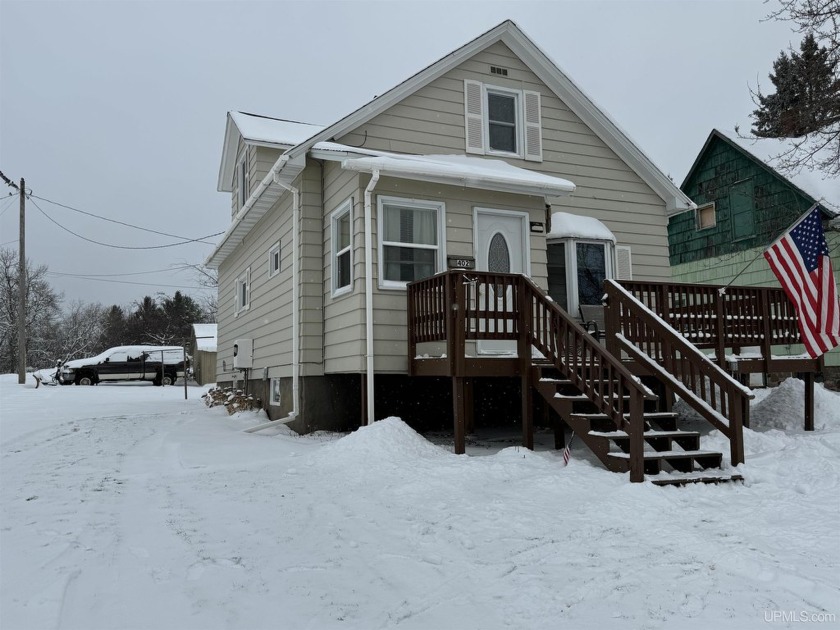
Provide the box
[604,279,750,466]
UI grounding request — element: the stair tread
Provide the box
[555,393,630,400]
[571,411,678,419]
[608,450,721,459]
[589,430,701,438]
[651,474,744,487]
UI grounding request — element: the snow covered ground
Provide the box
[1,374,838,630]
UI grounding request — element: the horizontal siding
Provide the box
[336,40,671,283]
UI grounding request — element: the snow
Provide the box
[229,111,325,147]
[547,211,616,241]
[717,129,839,215]
[192,323,218,352]
[2,374,839,629]
[61,345,187,369]
[341,153,576,197]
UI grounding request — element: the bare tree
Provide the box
[175,261,218,322]
[50,301,107,362]
[0,248,61,371]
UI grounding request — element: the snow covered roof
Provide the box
[694,129,838,215]
[192,324,217,352]
[547,212,616,242]
[341,152,575,198]
[217,112,325,192]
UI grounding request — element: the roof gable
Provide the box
[683,130,838,216]
[277,19,693,213]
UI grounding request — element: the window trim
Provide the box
[377,195,446,290]
[331,199,354,297]
[234,267,251,316]
[546,237,615,315]
[268,241,281,278]
[696,202,716,231]
[237,157,249,209]
[484,84,523,158]
[269,377,282,406]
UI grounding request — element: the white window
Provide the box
[237,158,249,208]
[377,196,445,289]
[331,200,353,296]
[547,239,624,315]
[696,202,716,230]
[268,241,281,278]
[270,378,282,406]
[464,80,542,161]
[235,267,250,315]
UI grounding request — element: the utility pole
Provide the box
[0,171,26,384]
[18,178,26,384]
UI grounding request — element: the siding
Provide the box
[336,41,672,282]
[216,163,325,382]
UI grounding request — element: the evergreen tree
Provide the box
[752,33,840,138]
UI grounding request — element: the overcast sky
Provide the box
[0,0,803,308]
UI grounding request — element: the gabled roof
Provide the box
[272,19,693,214]
[217,112,325,192]
[683,129,839,216]
[208,19,694,268]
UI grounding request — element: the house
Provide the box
[190,323,217,386]
[206,19,694,434]
[668,128,840,377]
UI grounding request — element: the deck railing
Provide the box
[605,280,748,467]
[408,271,654,481]
[616,280,801,367]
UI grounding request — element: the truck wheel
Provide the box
[162,373,175,386]
[76,374,95,386]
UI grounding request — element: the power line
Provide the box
[48,266,195,278]
[0,193,17,218]
[30,194,220,244]
[45,274,208,289]
[29,197,222,249]
[0,170,20,191]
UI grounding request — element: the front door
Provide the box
[474,208,530,355]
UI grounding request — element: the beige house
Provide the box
[206,20,694,432]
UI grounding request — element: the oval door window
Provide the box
[488,232,511,273]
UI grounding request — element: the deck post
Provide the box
[628,391,645,483]
[452,376,466,454]
[714,289,727,370]
[518,280,534,450]
[729,387,746,466]
[804,371,815,431]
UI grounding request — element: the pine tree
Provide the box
[752,33,840,138]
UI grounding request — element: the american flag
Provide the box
[764,206,840,358]
[562,432,575,466]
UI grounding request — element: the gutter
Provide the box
[363,170,380,426]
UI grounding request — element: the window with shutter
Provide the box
[463,81,542,162]
[464,80,484,154]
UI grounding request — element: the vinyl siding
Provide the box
[336,40,671,282]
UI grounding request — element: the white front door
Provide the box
[474,208,530,355]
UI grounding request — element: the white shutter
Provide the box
[523,90,542,162]
[464,80,485,154]
[245,267,251,308]
[615,246,632,281]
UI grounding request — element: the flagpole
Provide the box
[719,204,820,295]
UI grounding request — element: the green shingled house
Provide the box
[669,128,840,373]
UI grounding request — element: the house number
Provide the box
[447,256,476,270]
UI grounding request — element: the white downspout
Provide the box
[275,177,301,421]
[364,170,380,426]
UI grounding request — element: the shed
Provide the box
[190,323,218,385]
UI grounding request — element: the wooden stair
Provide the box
[534,366,738,481]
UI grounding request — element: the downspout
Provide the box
[364,170,380,425]
[275,176,301,421]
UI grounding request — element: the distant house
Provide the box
[190,323,217,385]
[668,128,839,372]
[205,19,693,433]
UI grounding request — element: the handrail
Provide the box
[409,271,654,481]
[604,279,748,466]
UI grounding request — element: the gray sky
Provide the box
[0,0,799,308]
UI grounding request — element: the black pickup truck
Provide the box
[58,345,188,386]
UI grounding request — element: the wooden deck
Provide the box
[407,271,820,481]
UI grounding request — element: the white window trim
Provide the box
[269,377,282,406]
[377,195,446,290]
[331,199,354,297]
[237,157,249,209]
[484,84,524,159]
[268,241,281,278]
[547,237,615,316]
[234,267,251,316]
